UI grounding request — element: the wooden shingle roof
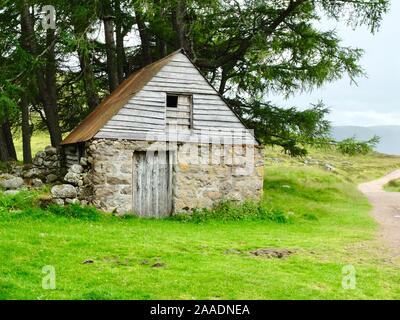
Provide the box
[61,50,181,145]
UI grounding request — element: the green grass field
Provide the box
[1,137,400,299]
[13,131,52,161]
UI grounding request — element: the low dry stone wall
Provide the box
[23,146,63,183]
[0,146,64,195]
[51,162,92,206]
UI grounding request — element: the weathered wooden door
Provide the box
[132,151,173,217]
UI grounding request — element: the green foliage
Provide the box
[0,190,39,213]
[230,98,331,156]
[384,179,400,193]
[0,0,391,157]
[319,0,389,33]
[0,81,21,123]
[46,203,103,221]
[14,130,51,159]
[0,190,102,221]
[172,201,292,223]
[337,136,380,156]
[0,161,9,172]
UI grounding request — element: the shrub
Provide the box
[387,179,400,188]
[171,201,293,223]
[0,190,39,212]
[46,204,102,221]
[0,189,106,221]
[336,136,380,156]
[0,161,10,172]
[301,212,319,221]
[384,179,400,192]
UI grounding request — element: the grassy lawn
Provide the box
[1,137,400,299]
[13,131,52,161]
[384,179,400,192]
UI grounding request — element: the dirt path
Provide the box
[358,170,400,257]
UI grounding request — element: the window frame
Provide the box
[165,92,193,129]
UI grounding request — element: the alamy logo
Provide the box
[41,5,56,30]
[342,265,356,290]
[42,265,56,290]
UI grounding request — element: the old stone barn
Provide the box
[61,49,264,217]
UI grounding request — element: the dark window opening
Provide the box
[167,94,178,108]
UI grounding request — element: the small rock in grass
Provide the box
[53,198,65,206]
[0,174,14,180]
[82,259,94,264]
[32,178,43,188]
[151,262,165,268]
[324,164,335,171]
[51,184,77,199]
[0,175,24,190]
[4,190,20,196]
[65,198,80,205]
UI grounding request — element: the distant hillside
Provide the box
[331,126,400,155]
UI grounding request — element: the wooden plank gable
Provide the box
[95,51,257,145]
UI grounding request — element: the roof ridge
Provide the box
[113,49,183,101]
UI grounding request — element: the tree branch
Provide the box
[194,0,308,69]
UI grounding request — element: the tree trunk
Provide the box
[43,28,62,147]
[134,4,152,65]
[21,1,62,147]
[0,127,9,162]
[78,49,100,111]
[157,37,167,58]
[19,1,32,163]
[116,24,125,81]
[71,18,100,111]
[2,121,17,161]
[173,0,192,55]
[154,0,167,58]
[21,94,32,164]
[102,0,119,92]
[77,47,100,110]
[115,0,128,81]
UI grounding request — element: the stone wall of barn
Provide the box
[81,139,264,215]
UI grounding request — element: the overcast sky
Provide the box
[273,1,400,127]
